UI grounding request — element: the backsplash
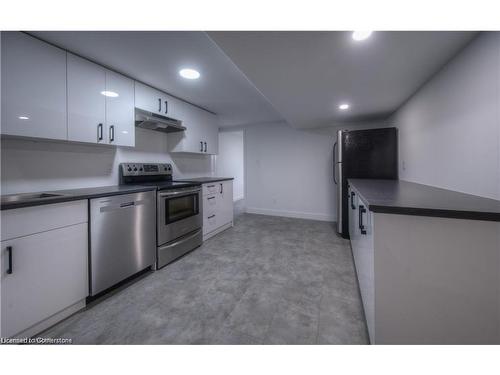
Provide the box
[0,128,215,194]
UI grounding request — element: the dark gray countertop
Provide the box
[1,185,157,211]
[348,179,500,222]
[174,177,234,184]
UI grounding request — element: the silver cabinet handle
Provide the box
[164,100,168,114]
[204,142,207,152]
[158,98,162,112]
[200,141,203,152]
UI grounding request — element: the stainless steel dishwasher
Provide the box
[89,190,156,296]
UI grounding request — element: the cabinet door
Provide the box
[168,103,218,155]
[348,186,358,240]
[67,53,106,144]
[203,212,218,235]
[202,111,219,155]
[217,181,233,226]
[1,32,67,140]
[182,102,204,153]
[203,194,217,216]
[355,199,375,343]
[168,100,203,154]
[135,81,166,115]
[105,70,135,147]
[1,223,88,338]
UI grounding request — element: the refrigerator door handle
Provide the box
[333,142,337,184]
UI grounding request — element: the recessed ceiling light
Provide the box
[179,68,200,80]
[100,91,119,97]
[18,116,29,120]
[352,31,373,41]
[339,103,350,111]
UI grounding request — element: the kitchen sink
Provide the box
[1,192,67,204]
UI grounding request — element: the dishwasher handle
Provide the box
[99,199,147,213]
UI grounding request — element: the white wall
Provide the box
[392,32,500,200]
[244,122,335,221]
[243,120,389,222]
[0,128,215,194]
[216,130,244,201]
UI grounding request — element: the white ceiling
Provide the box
[208,31,478,128]
[30,31,283,128]
[31,31,477,130]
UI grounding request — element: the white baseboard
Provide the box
[203,221,233,241]
[14,299,86,339]
[245,207,335,222]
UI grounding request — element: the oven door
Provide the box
[157,187,202,245]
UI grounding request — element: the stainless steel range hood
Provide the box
[135,108,186,133]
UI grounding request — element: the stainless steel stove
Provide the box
[120,163,202,269]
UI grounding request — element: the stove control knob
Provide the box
[133,167,138,172]
[127,167,132,172]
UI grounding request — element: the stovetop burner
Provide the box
[119,162,201,190]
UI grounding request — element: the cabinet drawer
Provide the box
[203,213,217,235]
[1,200,88,241]
[203,194,217,215]
[203,183,218,196]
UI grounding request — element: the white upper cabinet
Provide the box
[1,32,67,140]
[105,70,135,147]
[135,81,169,116]
[67,53,107,144]
[202,111,219,154]
[168,101,219,155]
[68,54,135,146]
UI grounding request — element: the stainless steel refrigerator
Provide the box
[334,127,398,238]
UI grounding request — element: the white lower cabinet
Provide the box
[202,180,234,240]
[351,195,375,343]
[217,180,234,227]
[348,184,500,344]
[348,184,375,342]
[0,201,88,338]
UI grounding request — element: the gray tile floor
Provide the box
[41,214,369,344]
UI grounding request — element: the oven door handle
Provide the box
[159,188,201,198]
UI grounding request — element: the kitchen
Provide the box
[1,20,500,363]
